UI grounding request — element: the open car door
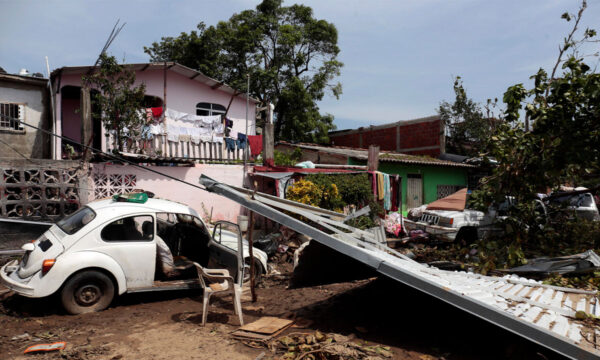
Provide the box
[209,221,244,286]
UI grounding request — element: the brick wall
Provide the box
[330,117,444,156]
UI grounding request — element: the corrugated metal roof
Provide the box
[200,175,600,359]
[277,142,476,168]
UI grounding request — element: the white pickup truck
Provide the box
[403,206,492,243]
[404,190,599,243]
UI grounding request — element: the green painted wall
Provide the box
[349,159,468,214]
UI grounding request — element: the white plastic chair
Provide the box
[192,262,244,326]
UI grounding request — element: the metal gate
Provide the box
[406,174,423,209]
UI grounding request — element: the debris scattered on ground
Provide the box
[265,331,394,359]
[383,212,403,237]
[12,333,31,341]
[505,250,600,278]
[232,316,295,344]
[23,341,66,354]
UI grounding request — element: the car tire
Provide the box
[243,257,263,284]
[60,270,115,315]
[456,227,478,246]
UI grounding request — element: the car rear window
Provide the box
[56,207,96,235]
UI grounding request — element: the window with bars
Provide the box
[196,102,226,116]
[437,185,465,199]
[0,103,25,131]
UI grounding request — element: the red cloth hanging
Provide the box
[151,107,163,117]
[391,177,398,212]
[248,135,263,157]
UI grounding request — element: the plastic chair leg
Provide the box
[202,291,210,326]
[233,286,244,326]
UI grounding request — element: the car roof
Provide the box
[86,197,199,216]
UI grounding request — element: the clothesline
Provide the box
[369,171,402,212]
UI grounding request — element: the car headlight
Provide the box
[438,217,454,227]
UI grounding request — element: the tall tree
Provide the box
[471,0,600,265]
[438,77,499,157]
[145,0,342,143]
[83,53,146,152]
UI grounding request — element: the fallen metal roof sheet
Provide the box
[199,175,600,360]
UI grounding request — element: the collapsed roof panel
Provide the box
[199,175,600,360]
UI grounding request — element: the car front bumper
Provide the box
[403,219,459,241]
[0,260,35,297]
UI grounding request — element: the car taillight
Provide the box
[42,259,55,275]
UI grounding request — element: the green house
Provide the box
[275,142,475,214]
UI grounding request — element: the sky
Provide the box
[1,0,599,130]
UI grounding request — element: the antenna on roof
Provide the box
[92,19,126,68]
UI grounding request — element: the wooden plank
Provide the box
[238,316,294,335]
[367,145,379,172]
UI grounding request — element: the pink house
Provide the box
[49,62,260,222]
[51,62,258,159]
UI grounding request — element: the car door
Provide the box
[209,221,244,286]
[93,214,157,289]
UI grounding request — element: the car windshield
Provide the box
[549,193,594,208]
[56,206,96,235]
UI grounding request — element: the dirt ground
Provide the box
[0,267,570,360]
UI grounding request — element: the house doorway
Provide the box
[406,174,423,209]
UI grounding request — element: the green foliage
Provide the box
[305,173,381,228]
[305,173,373,207]
[145,0,342,143]
[274,148,302,166]
[472,2,600,267]
[83,53,146,151]
[438,76,500,157]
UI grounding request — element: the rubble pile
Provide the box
[266,331,393,360]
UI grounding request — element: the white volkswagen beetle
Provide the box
[0,195,267,314]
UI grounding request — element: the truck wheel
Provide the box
[456,227,478,246]
[243,258,263,284]
[60,270,115,315]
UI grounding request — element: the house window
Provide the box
[437,185,465,199]
[196,102,226,116]
[0,103,25,132]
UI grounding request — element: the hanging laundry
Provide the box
[179,127,191,142]
[195,115,221,127]
[383,173,391,211]
[237,133,248,150]
[225,138,236,151]
[166,124,180,142]
[377,172,384,201]
[391,176,398,212]
[140,124,152,140]
[189,128,202,144]
[369,171,377,199]
[212,134,223,143]
[151,107,163,117]
[149,124,164,135]
[198,127,212,142]
[214,123,224,134]
[225,118,233,128]
[248,135,263,156]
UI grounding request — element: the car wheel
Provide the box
[243,258,263,284]
[456,227,478,246]
[60,270,115,315]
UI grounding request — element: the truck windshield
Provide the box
[57,207,96,235]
